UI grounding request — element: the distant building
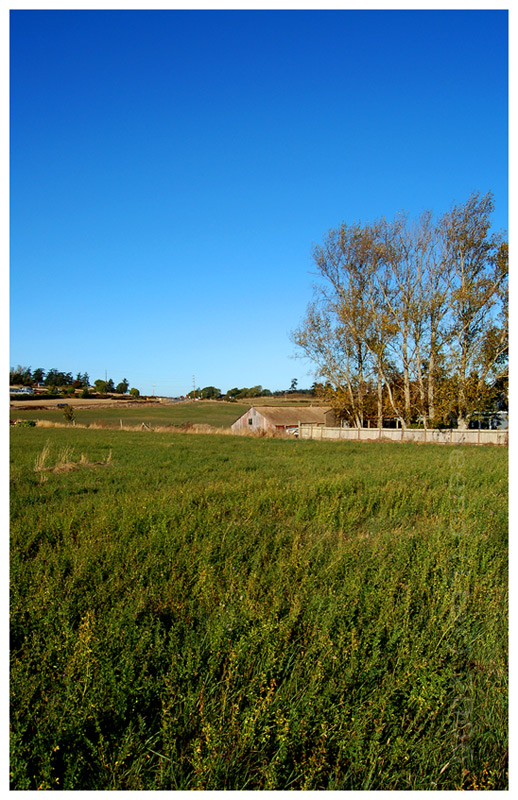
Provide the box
[9,387,34,395]
[231,405,336,435]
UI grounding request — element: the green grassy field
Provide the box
[9,400,249,429]
[10,426,508,790]
[9,395,323,429]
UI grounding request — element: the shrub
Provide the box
[63,406,75,423]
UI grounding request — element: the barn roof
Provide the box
[249,406,332,426]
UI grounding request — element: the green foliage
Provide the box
[10,366,130,396]
[129,388,140,398]
[115,379,129,395]
[44,368,74,387]
[77,372,90,387]
[72,373,90,390]
[10,365,33,386]
[226,387,272,400]
[200,386,221,399]
[10,429,507,790]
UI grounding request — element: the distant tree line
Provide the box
[186,382,319,401]
[10,366,314,403]
[9,366,88,388]
[9,366,139,397]
[292,192,508,429]
[186,385,271,400]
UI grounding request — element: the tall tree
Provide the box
[44,368,63,386]
[10,365,32,386]
[441,192,507,428]
[94,379,107,394]
[375,215,415,422]
[293,222,379,427]
[200,386,221,399]
[115,379,129,394]
[293,193,507,429]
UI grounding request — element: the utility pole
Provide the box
[193,375,196,398]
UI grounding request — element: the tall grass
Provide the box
[10,427,508,789]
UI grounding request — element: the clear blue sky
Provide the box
[10,9,508,396]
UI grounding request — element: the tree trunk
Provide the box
[377,369,383,429]
[414,341,427,427]
[428,336,436,421]
[402,334,411,422]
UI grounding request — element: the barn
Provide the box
[231,405,336,435]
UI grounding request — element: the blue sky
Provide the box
[9,8,508,396]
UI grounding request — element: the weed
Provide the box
[33,440,51,472]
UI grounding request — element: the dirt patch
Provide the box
[10,405,47,412]
[10,398,155,410]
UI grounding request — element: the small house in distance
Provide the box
[231,406,336,435]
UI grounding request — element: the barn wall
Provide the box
[231,408,273,433]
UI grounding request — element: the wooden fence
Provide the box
[299,424,508,446]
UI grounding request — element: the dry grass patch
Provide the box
[36,420,87,429]
[34,441,112,480]
[32,419,294,439]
